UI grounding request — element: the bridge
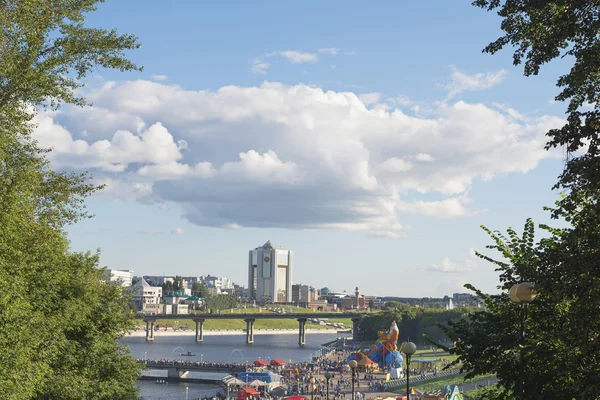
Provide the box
[140,360,247,378]
[142,312,363,345]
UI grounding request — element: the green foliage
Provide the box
[462,3,600,398]
[463,385,502,400]
[436,217,600,399]
[357,307,469,344]
[0,1,142,398]
[0,0,141,133]
[205,294,238,312]
[0,135,142,399]
[191,281,210,298]
[472,1,600,177]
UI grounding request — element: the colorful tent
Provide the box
[253,359,268,367]
[249,379,268,387]
[237,388,260,400]
[409,388,422,395]
[270,359,285,366]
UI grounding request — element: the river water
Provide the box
[121,332,350,400]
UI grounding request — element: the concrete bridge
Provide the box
[141,360,247,378]
[142,312,363,345]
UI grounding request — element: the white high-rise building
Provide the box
[105,269,133,287]
[248,240,293,303]
[220,277,234,290]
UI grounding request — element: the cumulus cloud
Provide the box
[276,50,317,64]
[440,66,507,99]
[36,80,564,236]
[415,153,434,162]
[427,249,478,273]
[251,60,270,75]
[252,47,347,73]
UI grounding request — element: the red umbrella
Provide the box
[270,359,286,366]
[284,396,307,400]
[253,359,268,367]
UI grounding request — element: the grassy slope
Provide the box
[412,374,495,393]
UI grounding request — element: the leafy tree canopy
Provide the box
[0,1,142,398]
[473,0,600,217]
[437,213,600,399]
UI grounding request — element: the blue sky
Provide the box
[39,1,571,297]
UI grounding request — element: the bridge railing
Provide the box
[139,359,249,369]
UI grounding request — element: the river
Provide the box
[121,332,350,400]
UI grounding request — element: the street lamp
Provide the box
[324,371,332,400]
[349,360,358,400]
[400,342,416,400]
[509,282,537,400]
[309,377,316,400]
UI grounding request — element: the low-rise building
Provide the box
[132,278,162,313]
[105,269,133,287]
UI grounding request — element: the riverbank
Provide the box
[125,328,347,338]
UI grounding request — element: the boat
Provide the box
[179,351,196,356]
[155,380,168,385]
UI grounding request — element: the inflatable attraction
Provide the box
[346,320,404,370]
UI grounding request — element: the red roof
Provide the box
[270,359,285,366]
[243,388,260,395]
[253,359,268,367]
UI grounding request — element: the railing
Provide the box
[139,359,248,372]
[381,369,462,391]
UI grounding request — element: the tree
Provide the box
[473,0,600,229]
[436,215,600,399]
[0,1,141,398]
[172,276,184,292]
[192,282,210,298]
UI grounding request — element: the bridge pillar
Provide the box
[352,317,361,340]
[297,318,307,346]
[145,319,156,341]
[167,368,189,379]
[194,319,205,343]
[244,318,255,344]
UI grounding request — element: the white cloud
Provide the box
[377,157,413,173]
[440,66,507,99]
[359,93,381,105]
[171,227,184,235]
[277,50,318,64]
[152,75,168,81]
[427,249,478,273]
[398,196,480,218]
[251,60,270,75]
[415,153,434,162]
[318,48,339,55]
[37,80,564,234]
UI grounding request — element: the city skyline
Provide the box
[55,1,568,297]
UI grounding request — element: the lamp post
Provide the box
[309,377,316,400]
[349,359,358,400]
[144,351,147,364]
[324,371,332,400]
[185,386,189,400]
[400,342,416,400]
[509,282,537,400]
